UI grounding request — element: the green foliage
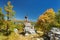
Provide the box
[56,10,60,23]
[16,23,24,32]
[54,9,60,28]
[0,8,4,20]
[0,8,5,31]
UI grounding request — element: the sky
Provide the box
[0,0,60,21]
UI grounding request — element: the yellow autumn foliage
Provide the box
[5,1,13,13]
[35,8,56,32]
[38,8,55,23]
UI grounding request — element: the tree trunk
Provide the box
[6,12,9,36]
[7,12,9,21]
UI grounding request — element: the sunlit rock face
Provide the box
[24,16,36,35]
[24,22,36,35]
[50,27,60,34]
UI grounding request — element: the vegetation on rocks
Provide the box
[0,1,60,40]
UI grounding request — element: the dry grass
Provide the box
[0,31,44,40]
[8,32,40,40]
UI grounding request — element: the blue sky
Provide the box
[0,0,60,21]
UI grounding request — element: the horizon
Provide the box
[0,0,60,21]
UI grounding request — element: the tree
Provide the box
[4,1,15,21]
[0,8,4,20]
[35,8,56,32]
[4,1,15,35]
[0,8,4,29]
[55,10,60,28]
[56,10,60,23]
